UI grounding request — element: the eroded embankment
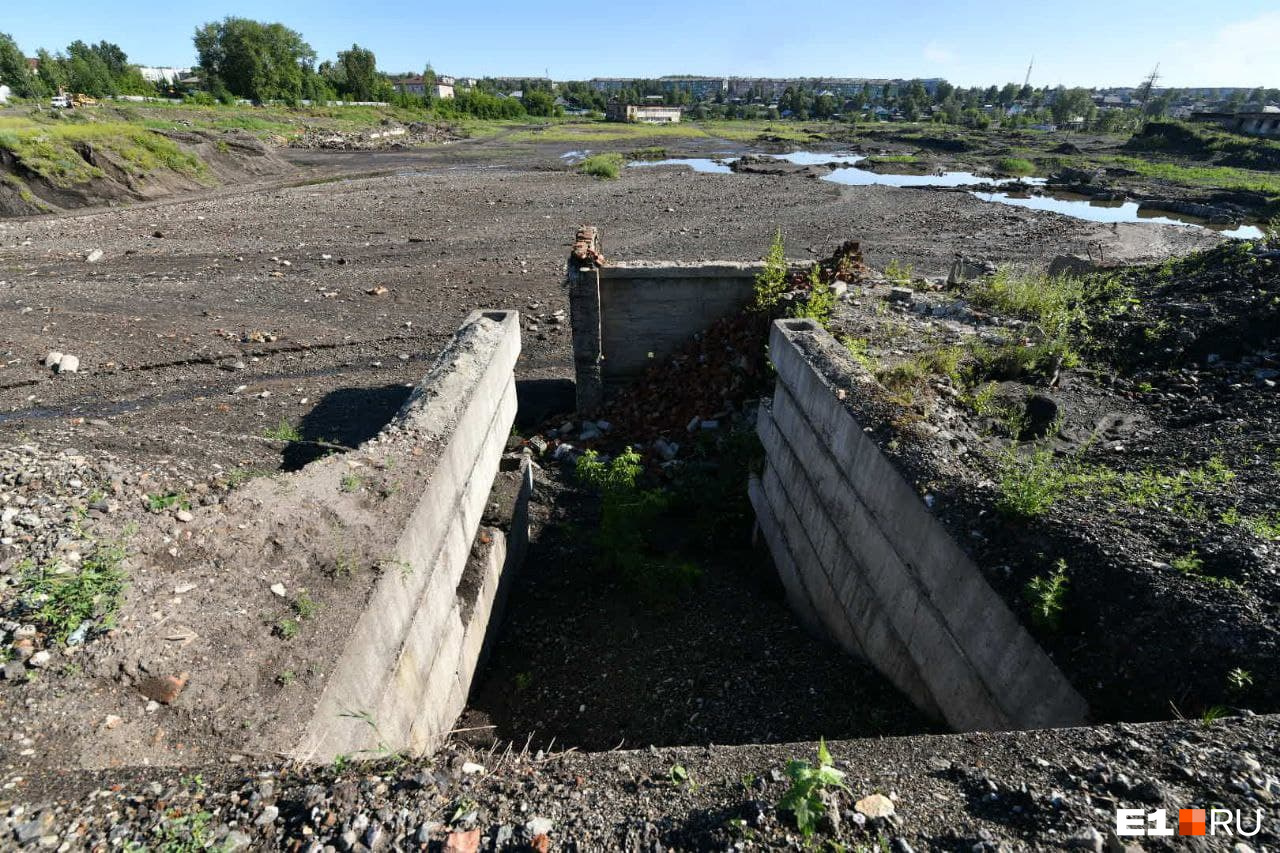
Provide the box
[0,123,292,216]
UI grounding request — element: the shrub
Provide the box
[996,157,1036,177]
[579,152,623,179]
[752,230,789,312]
[789,264,834,327]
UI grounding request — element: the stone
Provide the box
[855,793,896,819]
[524,817,554,838]
[443,829,479,853]
[1064,827,1104,851]
[175,509,194,523]
[888,287,914,305]
[461,761,485,775]
[2,660,26,680]
[136,672,189,704]
[85,249,104,263]
[27,650,51,668]
[44,352,63,369]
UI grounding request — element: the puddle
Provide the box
[627,157,734,174]
[619,150,1263,240]
[559,150,589,164]
[770,151,866,165]
[972,191,1264,240]
[823,168,1046,188]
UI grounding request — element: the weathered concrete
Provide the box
[296,310,527,760]
[568,229,788,413]
[750,317,1088,732]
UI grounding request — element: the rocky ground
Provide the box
[810,240,1280,722]
[2,715,1276,849]
[0,131,1266,848]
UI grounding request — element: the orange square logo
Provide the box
[1179,808,1206,836]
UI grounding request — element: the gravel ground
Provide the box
[2,715,1276,850]
[0,137,1259,847]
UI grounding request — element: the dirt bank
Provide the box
[0,127,293,216]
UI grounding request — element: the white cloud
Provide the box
[1167,11,1280,86]
[923,41,954,65]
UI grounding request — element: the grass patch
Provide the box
[579,152,624,180]
[863,153,917,165]
[19,541,127,643]
[0,118,211,187]
[995,157,1036,177]
[263,419,303,442]
[1103,154,1280,197]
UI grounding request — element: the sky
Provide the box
[5,0,1279,89]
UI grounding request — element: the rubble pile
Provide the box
[290,122,463,150]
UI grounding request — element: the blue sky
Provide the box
[6,0,1278,88]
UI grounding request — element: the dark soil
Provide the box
[459,446,939,752]
[823,240,1280,724]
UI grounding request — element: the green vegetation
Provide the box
[863,153,917,165]
[0,118,211,188]
[995,156,1036,176]
[840,336,876,372]
[883,258,913,285]
[625,146,667,161]
[789,264,835,327]
[579,152,624,180]
[1024,559,1069,631]
[996,447,1068,518]
[997,448,1236,521]
[575,447,701,602]
[274,617,300,640]
[292,591,319,620]
[1227,667,1253,693]
[19,540,127,643]
[340,473,362,493]
[778,739,848,840]
[146,492,186,512]
[752,230,790,312]
[1104,154,1280,197]
[263,418,304,442]
[149,809,223,853]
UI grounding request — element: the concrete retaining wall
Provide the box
[568,230,773,413]
[296,310,531,760]
[750,318,1088,732]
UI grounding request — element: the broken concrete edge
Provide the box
[289,309,525,762]
[751,317,1089,732]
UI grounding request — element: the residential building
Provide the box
[0,84,9,104]
[393,75,427,96]
[605,102,681,123]
[434,76,455,99]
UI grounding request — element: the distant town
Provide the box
[1,25,1278,137]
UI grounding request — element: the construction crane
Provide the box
[1023,56,1034,90]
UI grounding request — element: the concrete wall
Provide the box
[568,253,765,413]
[750,318,1089,732]
[296,310,531,760]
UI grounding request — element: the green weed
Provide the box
[1024,560,1069,631]
[996,447,1070,518]
[778,738,848,840]
[995,157,1036,176]
[264,419,303,442]
[19,541,128,643]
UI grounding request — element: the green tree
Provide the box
[521,89,556,116]
[66,40,116,96]
[337,44,377,101]
[1050,87,1095,125]
[0,32,38,97]
[193,17,316,103]
[34,48,66,95]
